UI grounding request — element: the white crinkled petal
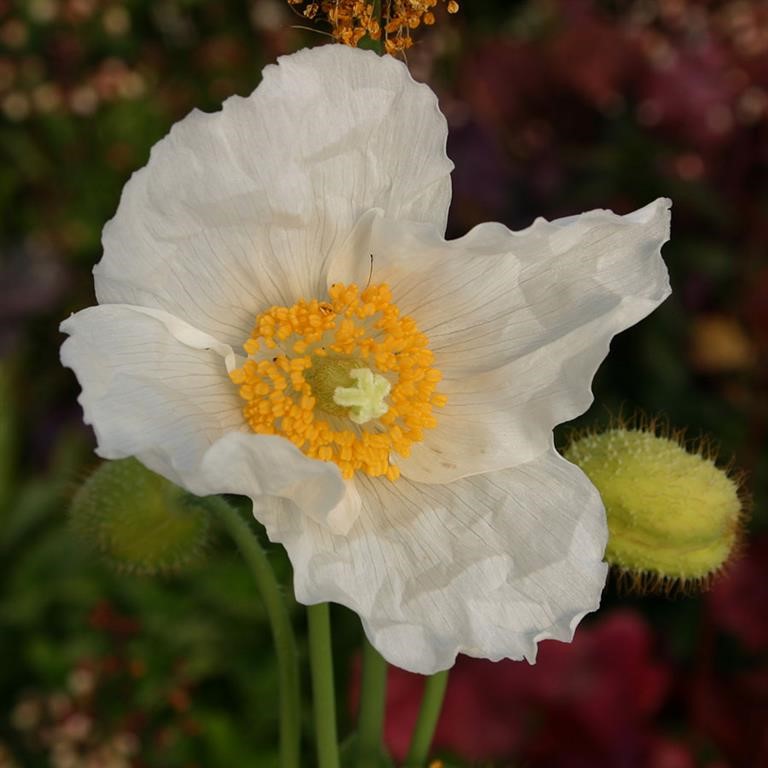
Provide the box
[397,329,621,483]
[201,442,362,535]
[331,200,671,483]
[251,449,608,674]
[94,45,453,347]
[60,305,347,521]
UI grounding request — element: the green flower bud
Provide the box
[70,458,209,575]
[565,426,744,589]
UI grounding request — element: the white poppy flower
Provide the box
[61,45,671,674]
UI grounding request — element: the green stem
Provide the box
[404,671,449,767]
[375,0,386,55]
[213,498,301,768]
[355,636,388,768]
[307,603,340,768]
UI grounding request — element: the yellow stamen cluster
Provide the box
[230,283,446,481]
[286,0,459,53]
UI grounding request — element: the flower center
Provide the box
[303,358,392,424]
[229,283,446,481]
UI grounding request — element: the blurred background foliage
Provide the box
[1,0,767,765]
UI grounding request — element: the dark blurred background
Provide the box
[1,0,766,766]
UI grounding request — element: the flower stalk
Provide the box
[355,636,389,768]
[213,498,301,768]
[308,602,341,768]
[404,670,449,767]
[375,0,386,55]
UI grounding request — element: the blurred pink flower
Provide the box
[548,13,640,112]
[709,535,768,653]
[645,738,698,768]
[691,664,768,766]
[635,40,739,150]
[350,610,670,766]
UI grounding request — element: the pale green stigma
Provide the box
[333,367,391,425]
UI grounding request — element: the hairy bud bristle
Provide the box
[70,458,210,575]
[565,417,747,594]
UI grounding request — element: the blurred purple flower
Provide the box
[445,117,511,231]
[0,241,69,354]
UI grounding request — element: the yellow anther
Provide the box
[229,283,445,482]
